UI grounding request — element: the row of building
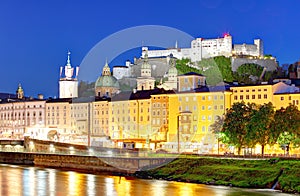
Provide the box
[1,71,299,154]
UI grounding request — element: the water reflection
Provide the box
[0,164,293,196]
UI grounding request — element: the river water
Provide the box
[0,164,292,196]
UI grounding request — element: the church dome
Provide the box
[168,66,178,75]
[95,75,120,88]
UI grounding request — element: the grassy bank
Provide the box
[135,157,300,193]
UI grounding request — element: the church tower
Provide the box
[165,57,178,90]
[136,50,155,90]
[16,83,24,99]
[59,51,79,98]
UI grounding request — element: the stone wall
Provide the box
[231,57,278,72]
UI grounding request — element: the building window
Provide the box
[220,105,224,110]
[281,97,284,101]
[264,94,267,99]
[202,126,206,132]
[252,95,255,99]
[246,95,249,99]
[240,95,243,100]
[258,95,261,99]
[202,106,205,110]
[234,96,237,100]
[202,96,205,100]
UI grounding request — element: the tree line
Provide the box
[210,102,300,156]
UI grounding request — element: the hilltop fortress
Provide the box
[141,33,264,62]
[112,34,277,88]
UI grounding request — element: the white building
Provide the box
[142,34,263,62]
[59,51,79,98]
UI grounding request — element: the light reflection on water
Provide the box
[0,164,293,196]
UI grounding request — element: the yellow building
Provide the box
[230,82,300,108]
[165,90,229,153]
[45,98,72,141]
[109,91,152,148]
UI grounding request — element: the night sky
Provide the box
[0,0,299,97]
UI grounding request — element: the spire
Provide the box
[67,50,71,66]
[175,40,178,49]
[104,58,109,67]
[102,58,111,76]
[144,50,148,63]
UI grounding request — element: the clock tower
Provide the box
[59,51,79,98]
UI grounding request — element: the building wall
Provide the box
[177,75,206,92]
[230,85,274,105]
[59,80,78,98]
[45,101,71,141]
[0,100,46,139]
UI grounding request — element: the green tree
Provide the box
[234,63,263,84]
[247,102,275,156]
[221,102,254,155]
[272,105,300,155]
[213,56,234,82]
[210,115,225,154]
[78,81,95,97]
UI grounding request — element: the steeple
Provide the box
[102,59,111,76]
[67,50,71,66]
[175,40,178,49]
[141,50,151,77]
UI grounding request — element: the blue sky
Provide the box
[0,0,299,97]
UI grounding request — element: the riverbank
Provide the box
[134,157,300,194]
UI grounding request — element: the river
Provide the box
[0,164,292,196]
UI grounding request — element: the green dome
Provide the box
[95,75,120,88]
[141,61,151,69]
[169,66,178,75]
